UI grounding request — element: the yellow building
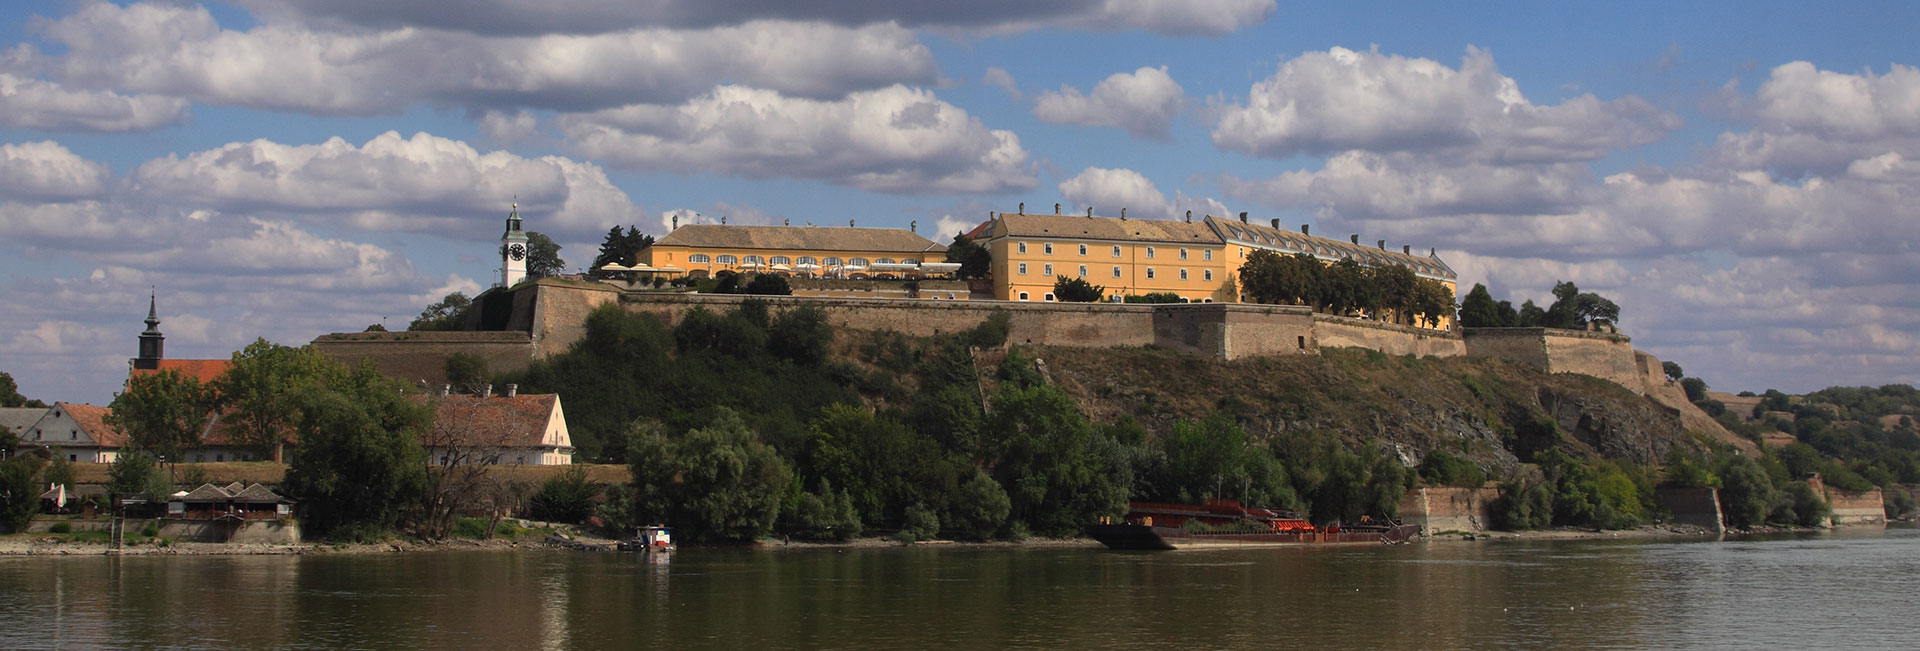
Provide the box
[979,209,1231,303]
[638,224,951,279]
[1206,215,1458,329]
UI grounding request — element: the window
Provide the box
[1204,249,1213,261]
[743,255,765,265]
[1078,244,1088,256]
[717,254,739,265]
[1018,263,1028,275]
[1043,264,1054,276]
[1146,247,1156,259]
[797,256,817,265]
[876,258,896,264]
[689,254,711,263]
[1044,243,1054,255]
[1112,245,1122,257]
[1018,291,1030,301]
[1018,242,1028,254]
[1179,269,1189,280]
[824,257,843,266]
[1179,248,1189,260]
[1112,266,1122,278]
[1204,269,1214,281]
[1078,265,1088,277]
[1044,293,1056,302]
[1146,268,1156,279]
[770,255,792,265]
[848,257,870,267]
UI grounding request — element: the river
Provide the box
[2,526,1914,650]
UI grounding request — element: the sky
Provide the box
[3,1,1918,405]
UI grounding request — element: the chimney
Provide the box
[784,218,790,226]
[850,219,856,227]
[1120,208,1125,220]
[1088,207,1094,218]
[1270,218,1280,230]
[1430,247,1437,257]
[1301,224,1309,236]
[672,215,679,231]
[1238,212,1248,224]
[1054,203,1061,215]
[720,215,727,224]
[910,220,917,234]
[1377,239,1385,250]
[1018,202,1024,214]
[439,384,450,398]
[1403,245,1411,255]
[482,384,493,399]
[505,384,517,398]
[1350,234,1359,244]
[1185,210,1192,223]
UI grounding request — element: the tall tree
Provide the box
[1373,264,1419,325]
[945,234,991,280]
[283,363,432,540]
[210,338,345,463]
[0,371,47,408]
[590,226,655,273]
[504,231,567,278]
[1458,283,1506,328]
[627,409,792,542]
[107,369,212,462]
[0,455,44,533]
[409,292,472,331]
[1052,276,1106,302]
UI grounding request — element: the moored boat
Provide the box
[1086,499,1419,550]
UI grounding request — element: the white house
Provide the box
[421,391,574,466]
[22,403,126,463]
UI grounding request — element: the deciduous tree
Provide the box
[409,292,473,331]
[283,364,432,541]
[107,370,212,462]
[945,234,991,280]
[1052,276,1105,302]
[212,338,345,462]
[626,410,792,542]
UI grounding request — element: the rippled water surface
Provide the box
[2,526,1914,650]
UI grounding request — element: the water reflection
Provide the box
[0,526,1912,650]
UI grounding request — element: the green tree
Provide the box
[743,273,792,295]
[0,456,43,533]
[1458,283,1508,328]
[524,231,567,278]
[945,234,991,280]
[1373,264,1419,325]
[947,468,1011,540]
[1715,453,1776,529]
[1662,361,1685,383]
[42,457,75,491]
[409,292,473,331]
[980,384,1130,536]
[211,338,346,462]
[1,371,47,408]
[1412,277,1456,328]
[107,369,212,462]
[106,451,157,498]
[590,226,656,273]
[528,465,603,524]
[1516,299,1546,327]
[283,364,433,541]
[1681,377,1710,403]
[1052,276,1106,302]
[769,304,833,364]
[444,352,490,392]
[627,410,793,542]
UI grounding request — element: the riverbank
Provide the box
[0,534,547,556]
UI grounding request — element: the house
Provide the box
[166,482,294,520]
[20,403,126,463]
[421,388,574,466]
[1,406,49,451]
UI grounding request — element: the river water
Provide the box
[3,526,1914,650]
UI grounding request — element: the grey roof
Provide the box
[233,483,289,503]
[992,212,1222,244]
[0,407,48,436]
[181,483,233,501]
[176,482,292,504]
[655,224,945,254]
[1204,216,1457,280]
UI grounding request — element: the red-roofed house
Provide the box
[21,403,127,463]
[130,358,231,385]
[421,390,574,466]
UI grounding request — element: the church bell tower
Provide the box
[133,292,164,370]
[500,203,528,288]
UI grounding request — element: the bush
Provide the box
[140,522,159,537]
[1122,292,1185,304]
[528,466,602,524]
[1052,277,1106,302]
[743,274,792,296]
[1491,478,1553,530]
[49,522,71,534]
[789,480,860,542]
[1885,489,1916,519]
[1715,453,1776,529]
[1418,450,1486,488]
[896,503,939,543]
[945,469,1010,540]
[1779,482,1831,527]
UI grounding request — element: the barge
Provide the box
[1086,499,1419,550]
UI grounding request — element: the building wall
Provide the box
[1543,331,1641,388]
[641,244,944,279]
[1464,328,1552,370]
[1313,315,1466,358]
[989,235,1230,303]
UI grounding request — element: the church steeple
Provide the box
[134,291,165,370]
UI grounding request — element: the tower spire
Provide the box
[134,288,165,370]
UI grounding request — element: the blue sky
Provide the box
[3,1,1918,405]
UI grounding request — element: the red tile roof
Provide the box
[131,359,231,385]
[55,402,128,448]
[420,394,566,450]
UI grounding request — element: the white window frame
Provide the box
[1018,242,1028,254]
[1078,265,1088,277]
[1204,269,1214,281]
[1078,244,1088,256]
[1112,266,1122,278]
[1044,242,1054,255]
[1146,246,1156,259]
[1018,291,1030,301]
[1043,293,1056,302]
[1180,248,1189,260]
[1043,264,1054,276]
[1204,249,1213,261]
[1112,245,1122,257]
[1180,269,1189,281]
[1018,262,1028,275]
[1146,268,1156,280]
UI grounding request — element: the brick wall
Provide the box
[1313,315,1465,358]
[311,331,535,386]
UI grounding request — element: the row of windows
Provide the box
[685,254,921,267]
[1013,291,1216,303]
[1014,242,1213,261]
[1016,263,1214,282]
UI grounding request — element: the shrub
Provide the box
[743,274,792,296]
[1779,482,1831,527]
[896,503,939,543]
[1123,292,1185,304]
[528,466,603,524]
[49,522,71,534]
[1052,276,1106,302]
[1884,489,1916,519]
[140,522,159,537]
[1491,478,1553,530]
[1418,450,1486,488]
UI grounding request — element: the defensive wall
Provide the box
[1396,486,1497,533]
[1654,486,1727,533]
[1314,315,1466,358]
[1465,327,1639,389]
[1824,487,1887,527]
[311,330,536,388]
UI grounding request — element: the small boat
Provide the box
[618,525,676,555]
[1086,499,1419,550]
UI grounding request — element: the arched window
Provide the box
[903,258,920,264]
[824,257,843,266]
[875,258,896,264]
[797,256,817,265]
[689,254,711,263]
[1018,292,1030,301]
[770,255,792,265]
[717,254,739,265]
[848,257,870,267]
[743,255,765,264]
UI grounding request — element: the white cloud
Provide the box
[1212,46,1680,163]
[982,67,1021,100]
[31,3,938,115]
[0,73,189,132]
[1057,167,1229,222]
[131,131,640,239]
[560,85,1037,194]
[237,0,1275,37]
[479,110,540,147]
[0,141,112,201]
[1032,66,1185,140]
[1709,61,1920,176]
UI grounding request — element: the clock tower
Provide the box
[500,203,528,288]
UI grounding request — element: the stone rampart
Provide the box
[312,331,535,386]
[1313,316,1465,358]
[1825,487,1886,527]
[1467,327,1640,387]
[1396,486,1498,533]
[1654,486,1727,533]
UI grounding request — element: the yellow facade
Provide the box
[635,224,949,280]
[986,225,1232,303]
[642,245,942,279]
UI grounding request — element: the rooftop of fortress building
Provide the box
[130,358,231,384]
[1206,216,1456,280]
[991,210,1221,244]
[655,224,945,254]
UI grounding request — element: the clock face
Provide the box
[509,243,526,261]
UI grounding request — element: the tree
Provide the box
[1458,284,1508,328]
[590,226,656,273]
[107,369,212,462]
[979,384,1130,536]
[945,234,991,280]
[1,371,47,408]
[0,456,44,533]
[283,364,432,541]
[743,273,792,295]
[1542,280,1622,330]
[1412,278,1455,328]
[107,452,159,498]
[1052,276,1105,302]
[211,339,345,463]
[1516,300,1546,327]
[444,353,490,392]
[1681,377,1710,403]
[1373,264,1419,325]
[1662,361,1685,383]
[409,292,473,331]
[627,410,792,542]
[524,231,566,278]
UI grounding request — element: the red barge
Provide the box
[1086,499,1420,550]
